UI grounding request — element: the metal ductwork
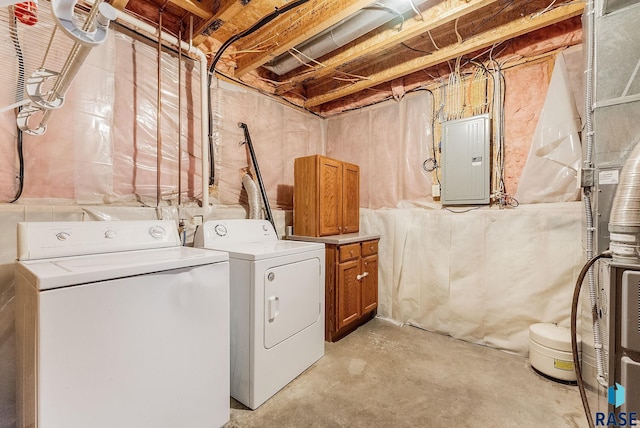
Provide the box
[609,141,640,263]
[263,0,429,75]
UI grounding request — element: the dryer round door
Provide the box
[263,257,321,349]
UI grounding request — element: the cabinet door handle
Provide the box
[357,272,369,281]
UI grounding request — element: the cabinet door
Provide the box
[319,157,343,236]
[342,163,360,234]
[361,254,378,315]
[337,259,361,331]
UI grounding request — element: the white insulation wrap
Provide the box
[0,26,203,204]
[514,51,582,204]
[360,202,584,356]
[326,92,434,209]
[210,79,324,209]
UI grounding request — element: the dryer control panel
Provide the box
[195,219,276,247]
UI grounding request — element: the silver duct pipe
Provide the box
[609,142,640,262]
[263,0,428,75]
[242,173,262,219]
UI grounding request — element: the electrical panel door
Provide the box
[441,114,491,205]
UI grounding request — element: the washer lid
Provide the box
[529,323,580,352]
[16,246,228,290]
[204,240,324,261]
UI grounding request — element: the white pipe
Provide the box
[93,3,210,207]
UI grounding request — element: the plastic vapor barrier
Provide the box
[210,79,324,209]
[0,27,202,205]
[325,92,434,209]
[360,202,584,356]
[515,50,582,203]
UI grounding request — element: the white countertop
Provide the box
[286,232,380,245]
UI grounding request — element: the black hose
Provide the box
[10,14,25,203]
[206,0,311,188]
[571,251,612,428]
[10,126,25,203]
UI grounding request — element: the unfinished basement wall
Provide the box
[324,35,585,355]
[0,22,206,427]
[0,29,203,205]
[209,79,325,210]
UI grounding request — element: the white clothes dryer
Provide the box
[195,219,325,410]
[15,220,230,428]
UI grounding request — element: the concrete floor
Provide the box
[225,318,586,428]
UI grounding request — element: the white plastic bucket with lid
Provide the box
[529,323,581,381]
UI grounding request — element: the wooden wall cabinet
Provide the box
[294,155,359,237]
[326,238,379,342]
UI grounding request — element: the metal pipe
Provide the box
[582,0,607,388]
[156,12,163,207]
[178,27,182,206]
[609,142,640,262]
[239,122,276,235]
[88,0,210,207]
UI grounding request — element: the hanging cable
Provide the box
[206,0,312,188]
[571,251,613,428]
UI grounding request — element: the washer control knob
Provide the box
[149,226,166,239]
[105,229,117,239]
[214,224,227,237]
[262,224,269,232]
[56,231,70,241]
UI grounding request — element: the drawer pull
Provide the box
[357,272,369,281]
[370,246,374,251]
[349,250,354,256]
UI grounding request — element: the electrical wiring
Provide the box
[401,42,431,54]
[443,206,480,213]
[571,251,613,428]
[407,0,424,21]
[206,0,312,186]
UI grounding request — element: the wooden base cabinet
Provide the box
[326,238,379,342]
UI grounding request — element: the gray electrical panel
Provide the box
[441,114,491,205]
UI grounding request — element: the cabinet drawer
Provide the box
[361,240,378,256]
[339,243,361,262]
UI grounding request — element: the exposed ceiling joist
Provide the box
[303,1,585,108]
[111,0,130,11]
[166,0,212,19]
[275,0,501,96]
[192,0,246,46]
[233,0,374,77]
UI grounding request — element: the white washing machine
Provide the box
[195,219,325,410]
[15,220,230,428]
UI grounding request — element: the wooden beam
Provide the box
[192,0,245,46]
[111,0,129,11]
[233,0,375,77]
[304,2,585,108]
[276,0,500,95]
[166,0,212,19]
